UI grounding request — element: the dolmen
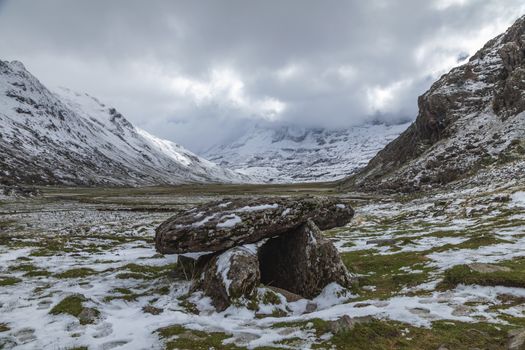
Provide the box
[155,196,355,311]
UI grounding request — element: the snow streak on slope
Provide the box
[0,60,249,186]
[203,123,411,183]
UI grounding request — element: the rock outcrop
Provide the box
[342,15,525,192]
[258,219,352,298]
[155,196,354,254]
[157,196,355,310]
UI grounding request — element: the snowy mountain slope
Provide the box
[0,60,249,186]
[342,15,525,192]
[203,122,411,183]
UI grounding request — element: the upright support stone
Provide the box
[258,219,355,298]
[197,246,261,311]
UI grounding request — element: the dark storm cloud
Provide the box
[0,0,523,151]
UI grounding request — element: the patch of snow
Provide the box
[217,214,242,228]
[192,214,216,227]
[236,204,279,212]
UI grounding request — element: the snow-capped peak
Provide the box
[0,60,250,186]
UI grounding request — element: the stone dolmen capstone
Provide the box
[155,196,355,310]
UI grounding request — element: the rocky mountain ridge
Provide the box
[343,15,525,192]
[0,60,249,186]
[203,122,410,183]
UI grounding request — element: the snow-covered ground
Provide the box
[1,183,524,349]
[202,122,411,183]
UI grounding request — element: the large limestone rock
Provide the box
[155,196,353,254]
[258,219,354,298]
[197,246,261,311]
[158,196,355,310]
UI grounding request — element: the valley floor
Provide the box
[0,182,525,349]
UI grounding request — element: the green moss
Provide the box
[341,250,433,298]
[16,256,32,262]
[262,290,281,305]
[440,261,525,289]
[157,324,243,350]
[24,270,52,277]
[179,298,199,315]
[55,268,97,279]
[271,318,513,349]
[10,263,38,272]
[104,285,171,303]
[325,320,508,350]
[115,272,148,280]
[0,276,22,286]
[0,220,15,230]
[115,263,177,280]
[453,235,510,250]
[49,295,85,317]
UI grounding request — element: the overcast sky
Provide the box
[0,0,524,152]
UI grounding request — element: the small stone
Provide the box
[328,315,374,334]
[508,328,525,350]
[437,345,449,350]
[267,286,303,302]
[366,238,396,245]
[305,302,317,313]
[174,254,213,280]
[451,305,474,317]
[78,307,99,325]
[409,307,431,316]
[142,305,163,315]
[467,263,511,273]
[328,315,355,334]
[354,302,372,308]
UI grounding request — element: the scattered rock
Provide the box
[451,305,474,317]
[305,302,317,313]
[328,315,355,334]
[467,263,511,273]
[328,315,374,334]
[354,302,372,308]
[78,307,100,325]
[437,345,450,350]
[155,196,354,254]
[508,328,525,350]
[258,219,355,298]
[174,254,213,280]
[142,305,163,315]
[267,286,303,302]
[409,307,431,316]
[366,238,396,245]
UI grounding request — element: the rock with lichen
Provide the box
[155,196,353,254]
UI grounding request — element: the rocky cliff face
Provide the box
[0,60,249,186]
[343,15,525,192]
